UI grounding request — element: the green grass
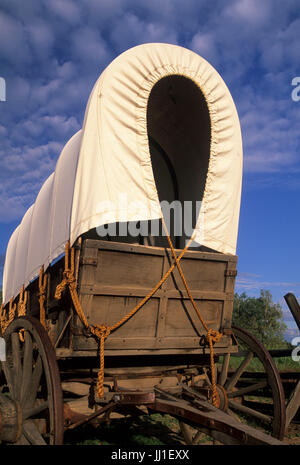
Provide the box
[64,413,183,446]
[222,355,300,373]
[272,357,300,372]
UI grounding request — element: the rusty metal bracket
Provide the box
[111,391,156,404]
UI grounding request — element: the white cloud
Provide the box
[190,32,219,65]
[0,11,30,67]
[109,13,178,51]
[47,0,81,24]
[224,0,271,25]
[27,20,55,60]
[236,273,300,291]
[71,27,111,66]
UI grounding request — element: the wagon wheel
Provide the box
[0,316,64,445]
[221,326,286,439]
[179,326,286,444]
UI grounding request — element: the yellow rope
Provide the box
[0,304,5,334]
[161,219,222,407]
[0,298,17,334]
[1,268,48,338]
[8,299,17,326]
[17,286,28,342]
[17,286,27,317]
[38,267,47,329]
[55,238,222,406]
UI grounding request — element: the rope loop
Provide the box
[90,324,111,340]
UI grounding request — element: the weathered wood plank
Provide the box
[83,238,237,262]
[284,293,300,331]
[71,335,230,350]
[80,284,227,301]
[285,380,300,429]
[55,345,239,358]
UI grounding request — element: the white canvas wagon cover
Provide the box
[2,43,243,306]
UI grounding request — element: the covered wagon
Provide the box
[0,43,285,445]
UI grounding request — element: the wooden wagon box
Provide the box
[28,239,238,358]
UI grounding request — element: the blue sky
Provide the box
[0,0,300,340]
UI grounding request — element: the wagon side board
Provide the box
[68,239,238,356]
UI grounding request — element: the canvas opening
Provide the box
[147,75,211,248]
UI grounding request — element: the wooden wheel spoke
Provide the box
[228,399,273,425]
[23,420,47,445]
[23,355,43,409]
[218,353,230,386]
[21,331,33,406]
[227,381,268,398]
[23,401,49,420]
[11,332,22,401]
[225,351,254,392]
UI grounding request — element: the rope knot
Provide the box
[54,271,75,300]
[63,269,76,283]
[90,325,111,340]
[206,329,222,345]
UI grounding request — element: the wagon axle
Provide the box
[63,384,285,446]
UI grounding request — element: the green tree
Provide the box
[232,290,287,348]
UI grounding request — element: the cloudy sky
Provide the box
[0,0,300,339]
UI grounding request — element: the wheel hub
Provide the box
[216,384,229,411]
